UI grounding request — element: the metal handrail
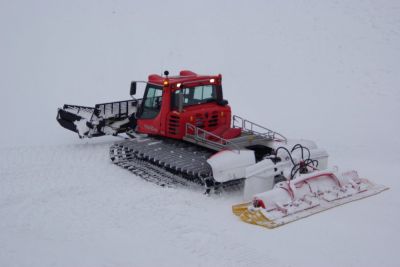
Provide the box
[233,115,287,142]
[93,99,139,120]
[185,123,241,153]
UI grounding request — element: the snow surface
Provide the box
[1,0,400,266]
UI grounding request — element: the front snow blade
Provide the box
[233,171,388,229]
[56,105,102,138]
[57,99,139,138]
[57,108,82,134]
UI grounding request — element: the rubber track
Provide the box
[109,137,244,191]
[110,143,192,188]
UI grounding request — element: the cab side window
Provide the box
[172,85,216,109]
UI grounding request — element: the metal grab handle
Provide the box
[185,123,240,153]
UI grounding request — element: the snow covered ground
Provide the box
[1,0,399,266]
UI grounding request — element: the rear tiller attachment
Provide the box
[233,168,388,229]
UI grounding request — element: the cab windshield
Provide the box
[172,85,217,109]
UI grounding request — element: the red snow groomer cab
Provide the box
[134,70,241,140]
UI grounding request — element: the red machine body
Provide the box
[136,70,240,140]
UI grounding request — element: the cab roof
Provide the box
[147,70,221,86]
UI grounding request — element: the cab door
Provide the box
[136,84,163,134]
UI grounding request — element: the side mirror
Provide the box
[130,81,136,96]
